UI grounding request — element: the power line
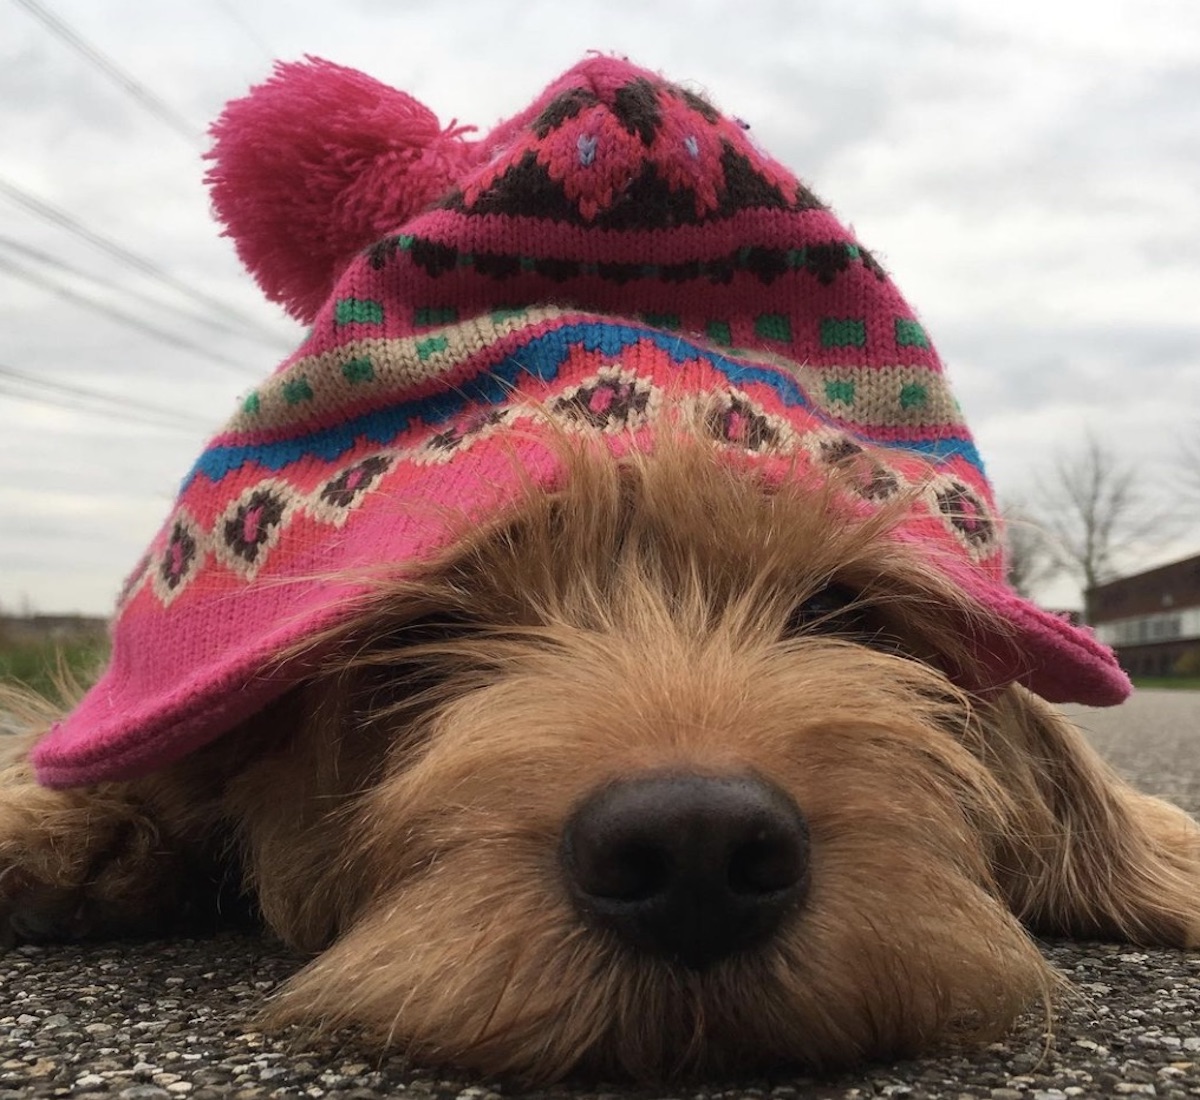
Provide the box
[1,381,197,433]
[0,235,283,348]
[0,362,213,432]
[12,0,203,146]
[207,0,276,64]
[0,251,259,378]
[0,176,289,347]
[0,363,207,427]
[2,379,199,432]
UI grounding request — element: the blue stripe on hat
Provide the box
[184,320,981,488]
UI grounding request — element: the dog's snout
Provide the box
[561,774,810,969]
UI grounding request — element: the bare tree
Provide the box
[1000,501,1056,599]
[1033,433,1160,597]
[1181,424,1200,507]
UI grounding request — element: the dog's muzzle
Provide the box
[560,773,810,969]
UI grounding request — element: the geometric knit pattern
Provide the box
[116,310,991,615]
[33,56,1129,789]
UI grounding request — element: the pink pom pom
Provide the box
[206,58,477,323]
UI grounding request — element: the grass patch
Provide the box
[0,635,108,703]
[1131,676,1200,692]
[4,639,1198,702]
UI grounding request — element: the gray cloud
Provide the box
[2,0,1198,615]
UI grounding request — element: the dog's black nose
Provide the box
[561,774,810,969]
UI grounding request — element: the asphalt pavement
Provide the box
[2,690,1199,1100]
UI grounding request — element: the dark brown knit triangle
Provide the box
[448,151,585,224]
[715,143,793,216]
[671,86,720,123]
[533,87,599,138]
[611,78,662,145]
[592,162,705,230]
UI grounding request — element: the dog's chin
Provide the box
[262,635,1054,1083]
[268,819,1050,1083]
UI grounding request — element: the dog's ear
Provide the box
[206,58,479,323]
[981,686,1200,947]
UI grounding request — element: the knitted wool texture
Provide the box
[33,56,1130,788]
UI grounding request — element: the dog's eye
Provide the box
[355,612,479,699]
[783,584,862,638]
[393,613,476,647]
[352,611,487,743]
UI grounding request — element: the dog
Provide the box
[2,55,1197,1082]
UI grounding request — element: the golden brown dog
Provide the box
[2,439,1197,1081]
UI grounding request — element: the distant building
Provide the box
[0,614,107,644]
[1086,553,1200,678]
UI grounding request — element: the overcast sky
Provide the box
[2,0,1198,617]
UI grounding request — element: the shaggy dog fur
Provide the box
[2,439,1198,1081]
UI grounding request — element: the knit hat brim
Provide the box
[33,309,1127,788]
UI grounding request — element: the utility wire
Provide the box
[11,0,203,146]
[1,381,200,433]
[2,380,201,432]
[0,235,284,349]
[0,251,259,378]
[0,363,214,432]
[0,176,289,347]
[207,0,276,64]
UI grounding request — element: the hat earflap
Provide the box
[205,57,477,324]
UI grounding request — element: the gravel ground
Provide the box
[2,690,1198,1100]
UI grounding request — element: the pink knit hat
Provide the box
[33,56,1129,788]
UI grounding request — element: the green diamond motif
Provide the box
[335,298,384,325]
[706,320,733,346]
[899,382,928,409]
[754,313,792,343]
[416,335,449,361]
[825,380,855,405]
[341,357,375,384]
[895,319,929,348]
[821,319,866,348]
[415,307,458,326]
[642,313,680,330]
[283,378,313,405]
[241,391,260,415]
